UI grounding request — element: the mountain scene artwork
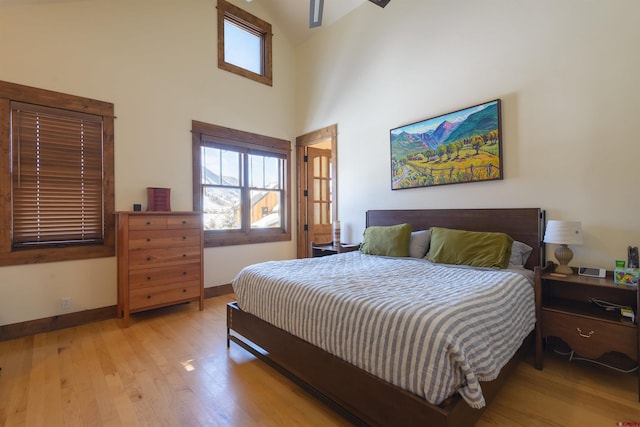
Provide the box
[390,99,502,190]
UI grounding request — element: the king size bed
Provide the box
[227,208,545,426]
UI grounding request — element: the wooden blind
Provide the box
[11,102,104,248]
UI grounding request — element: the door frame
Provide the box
[295,124,338,258]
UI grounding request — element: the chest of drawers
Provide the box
[116,211,204,327]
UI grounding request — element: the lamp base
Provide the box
[554,263,574,275]
[554,244,574,275]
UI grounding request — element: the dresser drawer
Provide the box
[542,309,637,360]
[128,229,201,250]
[128,246,201,267]
[167,214,200,229]
[129,215,168,230]
[129,282,201,311]
[129,262,201,289]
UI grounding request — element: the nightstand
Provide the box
[311,241,360,257]
[534,262,639,400]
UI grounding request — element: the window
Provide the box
[192,120,291,247]
[0,81,115,266]
[217,0,273,86]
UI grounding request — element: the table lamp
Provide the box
[543,220,583,274]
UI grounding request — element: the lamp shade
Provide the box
[543,220,583,245]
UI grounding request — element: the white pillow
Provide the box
[409,229,431,258]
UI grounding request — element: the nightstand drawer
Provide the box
[543,308,637,361]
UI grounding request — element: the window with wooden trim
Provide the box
[0,81,115,266]
[217,0,273,86]
[192,120,291,247]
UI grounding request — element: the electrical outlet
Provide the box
[61,297,71,310]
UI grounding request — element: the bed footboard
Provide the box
[227,301,526,427]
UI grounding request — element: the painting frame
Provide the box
[390,99,503,190]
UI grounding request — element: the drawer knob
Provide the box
[147,276,151,280]
[182,289,187,293]
[576,328,594,338]
[182,254,187,258]
[182,236,187,240]
[182,271,187,275]
[147,256,151,261]
[182,220,187,224]
[146,238,151,242]
[147,295,151,299]
[146,221,151,225]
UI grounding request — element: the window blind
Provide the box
[11,102,104,248]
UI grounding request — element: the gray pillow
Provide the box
[509,240,533,266]
[409,229,431,258]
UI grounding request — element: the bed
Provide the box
[227,208,544,427]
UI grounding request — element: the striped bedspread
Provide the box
[232,251,535,408]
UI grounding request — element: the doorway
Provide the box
[295,125,337,258]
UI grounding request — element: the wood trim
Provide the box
[296,143,307,258]
[0,80,114,117]
[295,124,338,259]
[0,285,234,342]
[205,283,233,298]
[0,306,117,342]
[296,124,337,146]
[192,121,290,152]
[217,0,273,86]
[0,80,115,266]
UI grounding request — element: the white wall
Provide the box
[2,0,639,326]
[0,0,297,325]
[295,0,640,269]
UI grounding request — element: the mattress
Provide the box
[232,251,535,408]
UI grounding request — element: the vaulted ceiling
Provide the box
[0,0,368,46]
[252,0,366,45]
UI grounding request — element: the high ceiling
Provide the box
[0,0,368,46]
[252,0,366,45]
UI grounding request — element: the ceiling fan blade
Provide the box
[309,0,324,28]
[369,0,391,7]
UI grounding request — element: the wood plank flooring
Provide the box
[0,294,638,426]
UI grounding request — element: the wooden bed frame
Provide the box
[227,208,545,427]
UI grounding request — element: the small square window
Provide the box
[218,0,272,86]
[224,19,261,75]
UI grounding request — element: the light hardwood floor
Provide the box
[0,294,638,426]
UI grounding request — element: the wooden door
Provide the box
[295,125,337,259]
[306,147,333,250]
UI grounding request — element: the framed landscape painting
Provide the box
[390,99,503,190]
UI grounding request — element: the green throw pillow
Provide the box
[360,223,412,257]
[427,227,513,269]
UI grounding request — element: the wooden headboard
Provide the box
[366,208,545,270]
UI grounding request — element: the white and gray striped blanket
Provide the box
[232,251,535,408]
